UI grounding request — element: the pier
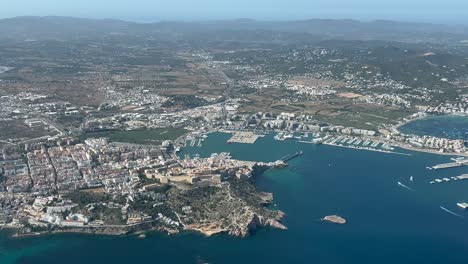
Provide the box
[280,151,303,162]
[429,159,468,170]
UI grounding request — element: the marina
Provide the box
[185,136,206,148]
[319,135,411,156]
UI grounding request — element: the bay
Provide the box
[399,115,468,140]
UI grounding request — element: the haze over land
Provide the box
[1,0,468,24]
[1,16,468,43]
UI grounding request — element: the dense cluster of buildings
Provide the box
[0,130,274,231]
[406,135,466,153]
[0,93,84,119]
[99,86,169,112]
[357,93,412,108]
[145,152,258,185]
[209,46,444,110]
[425,103,468,115]
[1,137,171,195]
[235,112,377,137]
[82,100,240,132]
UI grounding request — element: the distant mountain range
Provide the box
[1,16,467,42]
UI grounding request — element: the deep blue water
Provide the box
[399,115,468,140]
[1,133,468,264]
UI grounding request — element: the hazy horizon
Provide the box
[1,0,467,25]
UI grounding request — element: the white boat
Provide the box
[274,133,284,140]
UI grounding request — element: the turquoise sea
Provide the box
[399,115,468,140]
[1,132,468,264]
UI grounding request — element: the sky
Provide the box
[1,0,467,24]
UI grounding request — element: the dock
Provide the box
[227,132,261,144]
[429,159,468,170]
[430,162,464,170]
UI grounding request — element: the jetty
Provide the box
[429,158,468,170]
[280,151,303,163]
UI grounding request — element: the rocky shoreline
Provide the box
[166,179,288,238]
[5,179,287,239]
[9,211,288,239]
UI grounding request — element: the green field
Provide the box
[81,128,188,145]
[314,107,415,130]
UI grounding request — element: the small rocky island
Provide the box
[322,215,347,224]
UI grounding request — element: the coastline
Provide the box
[219,124,466,158]
[322,142,412,156]
[395,143,468,157]
[3,129,468,264]
[2,119,467,241]
[184,224,227,237]
[393,112,429,130]
[390,115,468,157]
[8,222,181,239]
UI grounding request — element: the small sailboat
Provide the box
[410,176,414,182]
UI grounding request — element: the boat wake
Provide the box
[397,181,415,191]
[440,206,463,218]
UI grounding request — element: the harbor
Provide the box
[175,131,468,264]
[183,134,209,148]
[276,132,413,156]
